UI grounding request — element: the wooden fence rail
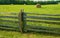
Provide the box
[0,24,18,29]
[0,16,18,19]
[26,25,60,31]
[0,19,18,23]
[26,29,60,35]
[26,16,60,21]
[26,13,60,16]
[26,20,60,25]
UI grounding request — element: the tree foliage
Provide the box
[0,0,59,5]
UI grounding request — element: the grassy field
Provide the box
[0,4,60,38]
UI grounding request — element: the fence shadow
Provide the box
[25,31,60,37]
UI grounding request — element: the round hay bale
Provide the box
[36,3,41,8]
[11,4,14,5]
[24,4,26,5]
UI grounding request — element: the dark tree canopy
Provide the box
[0,0,59,5]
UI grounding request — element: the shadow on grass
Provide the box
[25,32,60,37]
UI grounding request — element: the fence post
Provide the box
[18,9,24,33]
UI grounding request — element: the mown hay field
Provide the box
[0,4,60,38]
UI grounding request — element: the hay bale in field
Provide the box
[10,4,14,5]
[24,4,26,5]
[36,3,41,8]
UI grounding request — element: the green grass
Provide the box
[0,4,60,14]
[0,30,60,38]
[0,4,60,38]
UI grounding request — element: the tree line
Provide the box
[0,0,59,5]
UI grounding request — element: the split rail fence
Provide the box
[0,10,60,35]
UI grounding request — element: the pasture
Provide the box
[0,4,60,38]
